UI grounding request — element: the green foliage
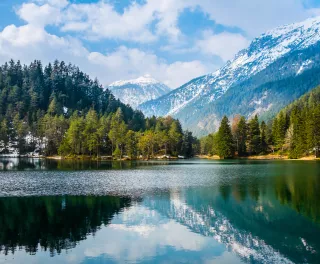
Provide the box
[247,115,261,155]
[233,116,247,156]
[200,85,320,159]
[0,60,197,158]
[180,131,198,158]
[0,196,131,255]
[260,121,268,153]
[217,116,234,159]
[125,130,138,159]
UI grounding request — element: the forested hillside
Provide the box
[200,86,320,159]
[0,60,197,158]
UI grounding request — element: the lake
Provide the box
[0,158,320,264]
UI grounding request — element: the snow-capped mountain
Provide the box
[139,16,320,136]
[108,75,171,109]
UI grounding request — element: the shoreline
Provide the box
[197,154,320,161]
[45,155,180,161]
[1,154,319,161]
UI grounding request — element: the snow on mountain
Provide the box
[108,75,171,109]
[139,16,320,134]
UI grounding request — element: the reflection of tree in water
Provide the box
[214,170,320,263]
[0,158,169,171]
[0,196,132,256]
[0,158,140,171]
[0,159,37,171]
[274,173,320,224]
[217,164,320,225]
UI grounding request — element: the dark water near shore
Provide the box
[0,158,320,263]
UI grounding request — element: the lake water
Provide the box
[0,158,320,264]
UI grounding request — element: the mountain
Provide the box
[139,16,320,136]
[108,75,171,109]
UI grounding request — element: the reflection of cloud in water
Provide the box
[1,204,241,264]
[83,206,226,262]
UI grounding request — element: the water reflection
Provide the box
[0,159,320,263]
[0,158,172,171]
[0,196,132,256]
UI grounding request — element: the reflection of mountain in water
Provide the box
[143,174,320,264]
[0,196,131,256]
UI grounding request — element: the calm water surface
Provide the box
[0,158,320,263]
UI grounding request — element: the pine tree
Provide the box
[289,106,307,158]
[217,116,234,159]
[260,121,268,153]
[235,116,247,156]
[247,115,261,155]
[181,131,196,158]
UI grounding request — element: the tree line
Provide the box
[200,86,320,159]
[55,108,197,159]
[0,60,197,158]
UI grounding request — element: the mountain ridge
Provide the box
[138,16,320,136]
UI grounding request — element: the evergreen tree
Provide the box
[260,121,268,153]
[247,115,261,155]
[0,60,196,158]
[181,131,196,158]
[217,116,234,159]
[235,116,247,156]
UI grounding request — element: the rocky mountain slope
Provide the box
[108,75,171,109]
[139,16,320,136]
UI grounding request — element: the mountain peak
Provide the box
[109,75,159,87]
[108,75,170,109]
[264,15,320,38]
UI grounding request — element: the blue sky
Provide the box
[0,0,319,88]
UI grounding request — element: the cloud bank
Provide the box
[0,0,318,88]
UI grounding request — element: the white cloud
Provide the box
[196,31,250,62]
[59,0,195,43]
[0,24,209,88]
[23,0,197,43]
[0,24,87,60]
[4,0,320,89]
[54,0,320,42]
[34,0,68,8]
[61,1,157,43]
[196,0,316,36]
[87,46,210,88]
[17,3,62,26]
